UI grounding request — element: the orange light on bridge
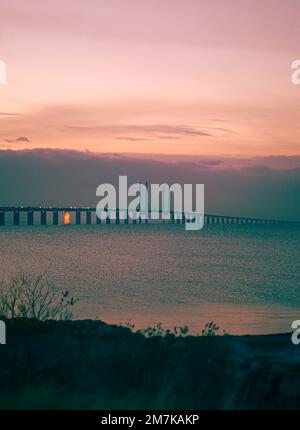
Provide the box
[64,211,71,225]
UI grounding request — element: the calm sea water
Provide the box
[0,223,299,334]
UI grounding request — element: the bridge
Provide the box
[0,206,294,226]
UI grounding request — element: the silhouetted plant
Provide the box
[129,321,230,337]
[137,323,166,337]
[125,320,229,337]
[0,274,79,321]
[173,325,189,336]
[201,321,220,336]
[123,321,135,331]
[136,323,190,337]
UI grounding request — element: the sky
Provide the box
[0,1,299,219]
[0,0,300,158]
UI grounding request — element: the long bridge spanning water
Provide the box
[0,206,294,226]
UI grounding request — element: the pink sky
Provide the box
[1,0,300,158]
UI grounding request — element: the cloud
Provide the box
[0,148,298,221]
[4,136,31,143]
[116,136,153,142]
[0,112,22,116]
[16,136,31,142]
[65,124,212,138]
[199,160,223,167]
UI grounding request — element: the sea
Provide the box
[0,222,299,334]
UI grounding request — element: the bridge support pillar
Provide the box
[171,211,175,224]
[124,210,129,224]
[13,211,20,226]
[132,212,137,224]
[182,212,185,225]
[27,211,34,226]
[41,211,47,225]
[0,211,4,226]
[53,211,58,225]
[86,211,91,225]
[105,210,111,224]
[116,209,120,224]
[76,211,81,225]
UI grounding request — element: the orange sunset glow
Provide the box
[64,211,71,225]
[1,0,300,159]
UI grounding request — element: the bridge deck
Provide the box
[0,206,296,226]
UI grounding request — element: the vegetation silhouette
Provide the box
[0,274,78,321]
